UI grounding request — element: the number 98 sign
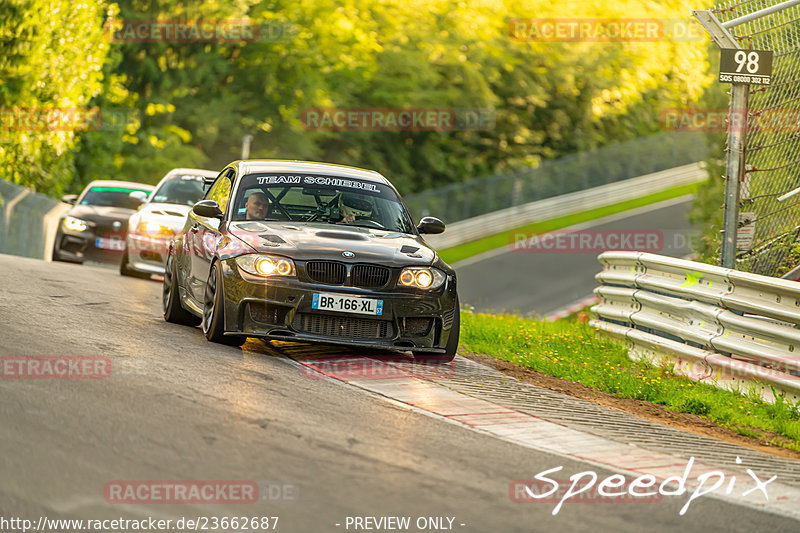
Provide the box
[719,48,773,85]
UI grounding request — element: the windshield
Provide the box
[79,186,152,209]
[233,173,414,233]
[150,175,206,206]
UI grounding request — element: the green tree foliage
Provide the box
[0,0,109,196]
[3,0,716,197]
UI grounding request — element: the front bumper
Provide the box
[54,228,126,265]
[126,234,170,274]
[217,259,458,352]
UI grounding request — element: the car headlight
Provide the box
[137,220,175,238]
[63,216,88,232]
[397,267,445,290]
[236,254,295,277]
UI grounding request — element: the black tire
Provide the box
[120,250,151,279]
[162,250,201,326]
[413,296,460,364]
[202,261,246,347]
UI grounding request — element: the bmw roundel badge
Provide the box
[342,251,355,258]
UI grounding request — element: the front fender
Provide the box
[218,257,258,333]
[218,233,257,261]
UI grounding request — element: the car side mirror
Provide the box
[193,200,224,219]
[417,216,445,235]
[61,194,78,205]
[129,190,148,205]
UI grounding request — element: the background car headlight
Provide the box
[137,220,175,238]
[63,216,88,232]
[397,267,445,290]
[236,254,295,277]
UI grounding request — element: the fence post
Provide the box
[722,85,749,268]
[693,10,748,268]
[511,177,522,206]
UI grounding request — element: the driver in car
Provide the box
[338,192,374,224]
[245,191,270,220]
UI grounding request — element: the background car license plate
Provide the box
[312,293,383,315]
[95,237,125,251]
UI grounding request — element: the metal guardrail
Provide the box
[0,179,69,259]
[425,163,706,250]
[590,251,800,404]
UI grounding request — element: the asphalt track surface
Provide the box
[1,253,798,532]
[455,196,697,317]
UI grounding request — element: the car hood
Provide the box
[65,205,138,226]
[134,203,192,232]
[227,221,436,266]
[141,203,192,218]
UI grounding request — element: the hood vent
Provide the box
[259,234,286,244]
[400,245,419,254]
[316,231,368,241]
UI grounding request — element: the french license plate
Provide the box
[95,237,125,251]
[312,293,383,316]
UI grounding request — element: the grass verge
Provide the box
[460,310,800,451]
[439,182,698,265]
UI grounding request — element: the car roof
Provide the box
[234,160,390,185]
[84,180,155,191]
[164,168,219,178]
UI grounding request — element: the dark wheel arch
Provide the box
[163,246,201,326]
[413,295,459,364]
[202,258,246,347]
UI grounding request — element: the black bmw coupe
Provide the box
[53,180,155,265]
[162,160,459,362]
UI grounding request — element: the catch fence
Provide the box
[712,0,800,276]
[403,131,708,223]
